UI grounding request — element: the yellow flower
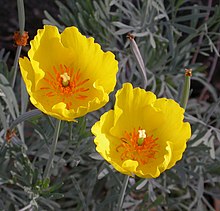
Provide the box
[19,25,118,121]
[91,83,191,178]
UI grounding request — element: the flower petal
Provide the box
[92,110,132,175]
[19,25,118,121]
[92,83,191,178]
[122,160,138,176]
[61,27,118,94]
[167,122,191,169]
[29,25,73,72]
[110,83,164,137]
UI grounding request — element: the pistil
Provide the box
[138,129,146,145]
[60,72,70,87]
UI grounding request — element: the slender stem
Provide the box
[43,119,61,179]
[116,175,129,211]
[127,34,147,89]
[180,69,192,110]
[12,0,25,88]
[57,122,72,164]
[12,46,22,88]
[17,0,25,34]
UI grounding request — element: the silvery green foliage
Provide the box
[0,0,220,210]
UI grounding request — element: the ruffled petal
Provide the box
[92,110,132,175]
[61,27,118,94]
[19,25,118,121]
[110,83,160,137]
[167,122,191,169]
[91,83,191,178]
[29,25,73,72]
[19,57,40,93]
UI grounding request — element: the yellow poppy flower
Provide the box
[91,83,191,178]
[19,25,118,121]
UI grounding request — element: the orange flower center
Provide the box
[40,64,89,109]
[117,128,159,165]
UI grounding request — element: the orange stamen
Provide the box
[117,128,159,165]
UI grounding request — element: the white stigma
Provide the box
[138,129,146,139]
[60,72,70,86]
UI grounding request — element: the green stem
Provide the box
[57,122,72,164]
[12,0,25,88]
[180,69,192,110]
[17,0,25,34]
[12,46,22,88]
[43,120,61,179]
[116,175,129,211]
